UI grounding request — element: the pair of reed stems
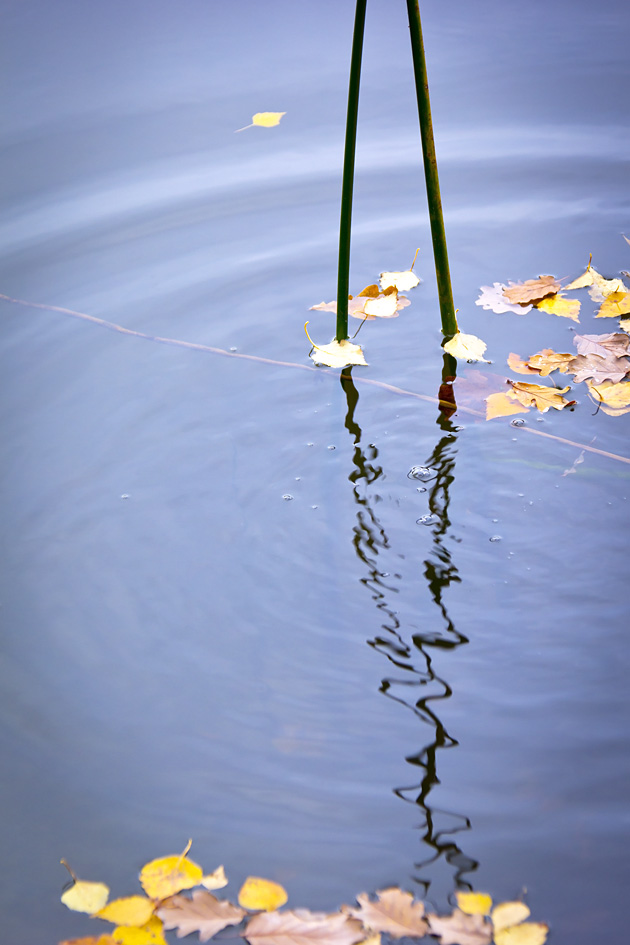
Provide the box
[336,0,457,343]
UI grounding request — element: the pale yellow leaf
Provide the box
[363,294,399,318]
[358,935,382,945]
[534,294,580,321]
[112,917,167,945]
[510,382,574,413]
[456,892,493,916]
[588,273,628,302]
[380,270,421,292]
[444,332,489,362]
[239,876,288,912]
[61,880,110,915]
[565,265,596,291]
[308,335,367,368]
[587,379,630,415]
[139,853,203,900]
[620,317,630,334]
[507,353,539,375]
[485,392,530,421]
[491,902,531,933]
[201,865,228,890]
[252,111,285,127]
[96,896,155,927]
[493,922,549,945]
[596,291,630,318]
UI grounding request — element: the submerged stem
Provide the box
[336,0,368,342]
[406,0,457,338]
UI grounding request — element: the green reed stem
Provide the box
[336,0,368,342]
[406,0,457,338]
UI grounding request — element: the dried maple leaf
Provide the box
[587,379,630,415]
[502,276,561,305]
[509,381,575,413]
[157,890,245,942]
[443,332,489,362]
[574,332,630,359]
[526,349,574,376]
[243,908,366,945]
[427,908,492,945]
[475,283,532,314]
[596,291,630,318]
[567,352,630,385]
[343,888,428,938]
[534,294,580,321]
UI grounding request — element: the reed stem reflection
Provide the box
[340,364,478,896]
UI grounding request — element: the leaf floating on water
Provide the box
[502,276,561,305]
[494,923,549,945]
[507,352,540,375]
[587,379,630,415]
[59,938,116,945]
[567,352,630,385]
[235,111,286,132]
[60,863,110,915]
[96,897,155,928]
[534,294,580,321]
[201,865,228,891]
[596,291,630,318]
[509,381,575,413]
[491,902,531,933]
[485,392,530,421]
[157,890,246,942]
[310,287,409,320]
[111,917,167,945]
[476,283,532,315]
[239,877,288,912]
[526,349,574,376]
[444,332,489,362]
[620,317,630,334]
[456,892,493,916]
[343,888,428,938]
[244,908,366,945]
[139,844,203,899]
[574,332,630,360]
[427,908,492,945]
[380,248,422,292]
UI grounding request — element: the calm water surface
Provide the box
[1,2,629,943]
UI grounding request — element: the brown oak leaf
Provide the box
[427,908,492,945]
[243,908,366,945]
[567,352,630,385]
[156,890,245,942]
[343,888,428,938]
[502,276,561,305]
[574,332,630,359]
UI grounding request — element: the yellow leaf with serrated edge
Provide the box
[112,917,167,945]
[587,380,630,415]
[535,294,580,321]
[97,897,155,927]
[139,852,202,900]
[455,891,492,915]
[510,382,574,413]
[305,323,367,368]
[252,111,285,127]
[491,901,531,932]
[444,332,489,362]
[596,291,630,318]
[485,392,530,421]
[380,249,421,292]
[201,865,228,890]
[507,352,539,375]
[494,922,549,945]
[238,876,288,911]
[61,880,110,915]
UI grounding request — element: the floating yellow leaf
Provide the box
[494,922,549,945]
[238,876,288,911]
[358,935,382,945]
[456,891,492,915]
[61,879,110,915]
[380,249,421,292]
[112,917,167,945]
[97,896,155,927]
[201,865,228,891]
[305,323,367,368]
[444,332,489,362]
[59,937,115,945]
[526,349,574,376]
[507,352,539,375]
[485,392,530,421]
[564,262,626,299]
[620,317,630,334]
[139,850,203,900]
[235,111,285,132]
[596,291,630,318]
[587,379,630,415]
[510,381,574,413]
[491,902,531,932]
[534,294,580,321]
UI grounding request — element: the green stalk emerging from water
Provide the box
[406,0,457,338]
[336,0,368,342]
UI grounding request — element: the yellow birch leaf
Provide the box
[510,382,574,413]
[565,265,596,291]
[620,317,630,334]
[238,876,288,912]
[485,392,530,421]
[596,291,630,318]
[507,353,539,375]
[139,853,203,900]
[252,111,285,128]
[61,880,110,915]
[201,865,228,891]
[306,323,367,368]
[588,273,628,302]
[456,891,493,915]
[363,294,399,318]
[493,922,549,945]
[97,896,155,927]
[587,379,630,415]
[491,902,531,933]
[534,294,580,321]
[380,270,420,292]
[59,937,115,945]
[526,349,574,376]
[112,917,167,945]
[444,332,489,362]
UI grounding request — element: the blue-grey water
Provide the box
[1,1,629,943]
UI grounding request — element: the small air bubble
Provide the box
[311,505,318,509]
[416,486,427,493]
[295,477,301,481]
[307,442,314,447]
[408,465,437,482]
[510,418,525,427]
[229,346,237,352]
[492,518,498,523]
[454,425,466,431]
[327,445,336,450]
[282,494,293,501]
[417,513,440,526]
[489,535,502,542]
[120,494,130,500]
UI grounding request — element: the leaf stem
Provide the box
[406,1,457,338]
[336,0,368,342]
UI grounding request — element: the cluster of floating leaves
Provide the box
[59,846,548,945]
[476,247,630,419]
